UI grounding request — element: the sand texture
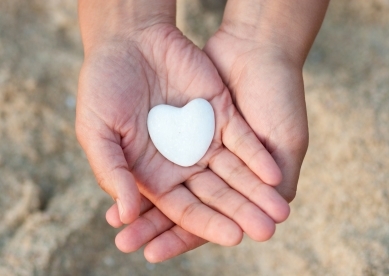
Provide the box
[1,0,388,275]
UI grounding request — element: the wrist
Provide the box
[78,0,176,55]
[220,0,329,67]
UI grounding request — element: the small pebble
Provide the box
[147,98,215,167]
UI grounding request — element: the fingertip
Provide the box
[247,210,276,242]
[209,217,243,247]
[117,196,141,224]
[260,158,283,186]
[143,233,180,263]
[116,175,142,224]
[274,201,290,224]
[224,228,244,246]
[115,234,127,253]
[232,202,277,242]
[106,203,123,228]
[115,228,142,253]
[115,233,131,253]
[254,220,276,242]
[252,184,290,224]
[144,248,163,264]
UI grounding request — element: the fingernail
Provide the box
[117,199,124,221]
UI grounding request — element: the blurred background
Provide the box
[1,0,389,275]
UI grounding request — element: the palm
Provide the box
[77,24,289,252]
[79,27,223,190]
[204,30,309,202]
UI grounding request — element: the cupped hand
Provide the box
[203,28,309,203]
[76,23,289,259]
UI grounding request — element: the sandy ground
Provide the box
[0,0,389,275]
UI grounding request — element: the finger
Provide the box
[115,206,206,259]
[115,207,175,253]
[76,123,141,224]
[222,111,283,186]
[148,183,243,246]
[273,147,307,203]
[186,170,275,242]
[106,203,122,228]
[145,226,207,263]
[208,148,290,223]
[106,196,154,228]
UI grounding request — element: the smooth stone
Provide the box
[147,98,215,167]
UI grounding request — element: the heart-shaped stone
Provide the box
[147,98,215,167]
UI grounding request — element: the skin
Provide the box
[77,0,289,261]
[78,0,330,263]
[212,0,331,201]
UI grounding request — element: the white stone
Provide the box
[147,98,215,167]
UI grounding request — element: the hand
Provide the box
[76,19,289,260]
[104,27,306,261]
[198,0,328,202]
[203,28,309,203]
[106,197,207,262]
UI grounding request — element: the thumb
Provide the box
[76,122,141,224]
[272,136,309,203]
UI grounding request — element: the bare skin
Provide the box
[77,0,289,258]
[79,0,329,263]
